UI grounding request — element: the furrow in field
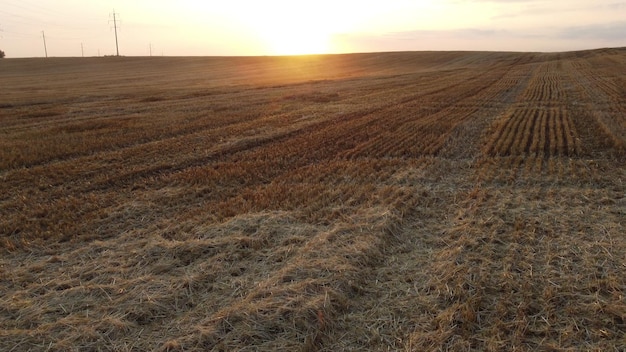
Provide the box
[2,73,435,186]
[0,66,488,247]
[343,60,533,159]
[564,59,625,156]
[478,58,588,183]
[530,108,546,156]
[3,63,461,171]
[4,58,508,248]
[521,109,540,155]
[136,70,492,228]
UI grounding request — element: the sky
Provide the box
[0,0,624,58]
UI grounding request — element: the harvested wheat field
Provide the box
[1,49,625,351]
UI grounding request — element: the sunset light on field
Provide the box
[0,0,624,57]
[2,0,626,348]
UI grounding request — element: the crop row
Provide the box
[342,61,534,159]
[484,60,580,159]
[485,106,579,158]
[563,59,625,156]
[2,65,488,247]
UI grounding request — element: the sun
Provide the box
[260,27,331,55]
[235,2,350,56]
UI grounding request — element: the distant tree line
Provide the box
[0,50,5,59]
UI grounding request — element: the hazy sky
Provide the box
[1,0,624,57]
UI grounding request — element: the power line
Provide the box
[0,9,93,30]
[2,0,67,17]
[1,29,38,38]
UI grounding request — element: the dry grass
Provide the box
[1,49,625,351]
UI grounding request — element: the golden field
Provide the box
[1,49,624,351]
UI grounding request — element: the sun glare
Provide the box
[260,28,331,55]
[251,14,335,55]
[235,1,354,56]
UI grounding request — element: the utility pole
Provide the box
[81,43,84,57]
[110,10,120,56]
[42,31,48,58]
[149,43,152,57]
